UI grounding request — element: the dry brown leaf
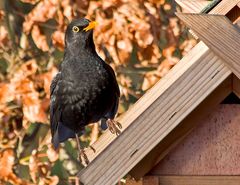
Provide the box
[22,93,48,126]
[52,30,65,51]
[134,25,153,48]
[23,0,58,33]
[180,39,197,56]
[142,71,160,91]
[46,144,59,162]
[0,26,9,48]
[31,25,49,51]
[0,83,15,104]
[61,0,74,21]
[29,150,39,183]
[37,67,58,98]
[0,149,30,185]
[0,10,4,20]
[162,46,175,58]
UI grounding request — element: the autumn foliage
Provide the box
[0,0,196,184]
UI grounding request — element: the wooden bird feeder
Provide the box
[78,0,240,184]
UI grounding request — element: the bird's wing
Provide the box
[50,72,61,137]
[101,63,120,130]
[104,62,120,97]
[50,72,79,149]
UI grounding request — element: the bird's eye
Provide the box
[72,26,80,33]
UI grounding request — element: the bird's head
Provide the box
[64,18,97,53]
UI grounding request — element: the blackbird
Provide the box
[50,18,121,165]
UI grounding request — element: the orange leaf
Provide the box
[31,25,49,51]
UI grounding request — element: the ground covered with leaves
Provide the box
[0,0,196,184]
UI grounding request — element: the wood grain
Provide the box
[130,75,232,179]
[79,0,237,185]
[78,1,239,185]
[80,0,239,168]
[78,41,231,185]
[158,176,240,185]
[176,14,240,79]
[208,0,240,15]
[175,0,210,13]
[127,176,240,185]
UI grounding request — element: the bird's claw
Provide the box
[78,148,89,166]
[106,119,122,135]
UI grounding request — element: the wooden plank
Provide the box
[129,3,240,178]
[143,176,159,185]
[176,0,240,14]
[176,14,240,79]
[158,176,240,185]
[78,40,231,185]
[130,75,232,179]
[77,2,238,185]
[127,176,240,185]
[126,177,143,185]
[233,75,240,98]
[176,0,210,13]
[80,0,240,166]
[208,0,240,15]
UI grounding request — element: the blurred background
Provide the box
[0,0,196,184]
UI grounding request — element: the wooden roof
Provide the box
[78,1,240,184]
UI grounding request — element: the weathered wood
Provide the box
[127,176,240,185]
[208,0,240,15]
[143,176,159,185]
[177,14,240,79]
[176,0,210,13]
[78,40,231,185]
[126,176,159,185]
[130,75,232,179]
[77,2,239,184]
[158,176,240,185]
[80,0,239,168]
[149,104,240,175]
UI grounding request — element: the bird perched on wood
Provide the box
[50,18,121,165]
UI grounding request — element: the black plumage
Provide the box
[50,18,120,163]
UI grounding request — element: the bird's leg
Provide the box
[75,133,89,166]
[106,119,122,135]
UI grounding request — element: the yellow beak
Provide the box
[83,21,98,32]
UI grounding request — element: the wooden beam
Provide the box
[127,176,240,185]
[129,1,240,179]
[208,0,240,15]
[159,176,240,185]
[130,75,232,179]
[79,0,239,168]
[126,176,159,185]
[176,0,211,13]
[77,2,238,184]
[78,40,231,185]
[176,14,240,79]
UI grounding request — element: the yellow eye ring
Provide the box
[72,26,79,33]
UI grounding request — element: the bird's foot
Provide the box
[89,145,96,153]
[77,145,96,166]
[106,119,122,135]
[78,148,89,166]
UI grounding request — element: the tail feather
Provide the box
[52,122,76,149]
